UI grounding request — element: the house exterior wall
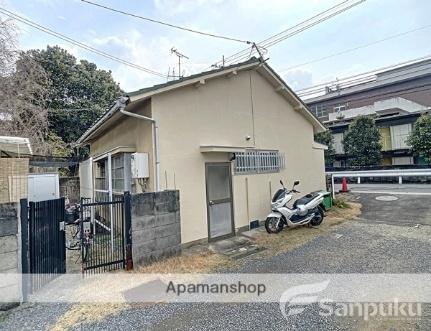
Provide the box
[89,100,155,192]
[151,69,325,243]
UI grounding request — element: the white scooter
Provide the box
[265,180,326,233]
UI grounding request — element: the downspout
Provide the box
[117,96,161,192]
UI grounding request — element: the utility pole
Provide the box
[170,47,189,78]
[252,42,266,61]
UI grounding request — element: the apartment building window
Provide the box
[333,103,347,112]
[310,105,328,118]
[234,150,285,174]
[390,124,412,150]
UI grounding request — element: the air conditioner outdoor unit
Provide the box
[131,153,149,178]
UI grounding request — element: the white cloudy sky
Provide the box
[2,0,431,92]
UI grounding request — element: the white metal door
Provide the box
[206,163,234,240]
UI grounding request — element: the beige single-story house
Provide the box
[77,57,327,244]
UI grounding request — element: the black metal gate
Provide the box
[26,198,66,293]
[80,192,132,274]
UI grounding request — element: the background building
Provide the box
[299,57,431,167]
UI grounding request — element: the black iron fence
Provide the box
[27,198,66,293]
[80,192,132,274]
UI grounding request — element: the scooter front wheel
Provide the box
[265,217,284,234]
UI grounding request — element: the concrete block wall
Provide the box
[131,190,181,267]
[0,203,21,310]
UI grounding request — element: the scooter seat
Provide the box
[293,192,320,208]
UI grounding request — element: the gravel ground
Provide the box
[2,193,431,330]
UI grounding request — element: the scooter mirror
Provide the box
[294,180,300,186]
[280,180,284,187]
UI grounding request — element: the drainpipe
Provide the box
[117,96,161,192]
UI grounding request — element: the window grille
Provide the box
[234,150,285,174]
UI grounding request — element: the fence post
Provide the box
[20,199,29,302]
[331,175,335,199]
[124,191,133,270]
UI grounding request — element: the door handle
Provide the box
[209,200,214,206]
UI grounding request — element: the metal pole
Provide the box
[331,174,335,199]
[108,153,114,252]
[20,199,29,301]
[124,191,133,270]
[245,177,250,223]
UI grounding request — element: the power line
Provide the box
[0,7,167,78]
[262,0,365,49]
[80,0,252,45]
[279,24,431,77]
[208,0,365,69]
[212,0,354,67]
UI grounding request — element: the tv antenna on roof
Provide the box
[170,47,189,78]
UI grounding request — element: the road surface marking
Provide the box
[351,190,431,196]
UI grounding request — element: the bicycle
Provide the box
[65,203,93,262]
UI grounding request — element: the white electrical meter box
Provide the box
[131,153,149,178]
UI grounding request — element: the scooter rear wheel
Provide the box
[265,217,283,234]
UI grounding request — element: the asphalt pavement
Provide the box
[2,185,431,330]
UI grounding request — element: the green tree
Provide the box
[314,130,336,166]
[22,46,123,144]
[342,116,382,167]
[407,114,431,163]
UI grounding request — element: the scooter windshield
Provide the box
[272,188,285,202]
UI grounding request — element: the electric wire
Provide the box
[80,0,252,45]
[280,24,431,78]
[0,7,167,78]
[208,0,365,69]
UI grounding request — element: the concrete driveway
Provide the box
[2,185,431,330]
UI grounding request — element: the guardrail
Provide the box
[327,168,431,198]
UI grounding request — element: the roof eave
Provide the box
[258,63,326,133]
[129,61,260,102]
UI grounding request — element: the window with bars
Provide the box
[234,150,285,174]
